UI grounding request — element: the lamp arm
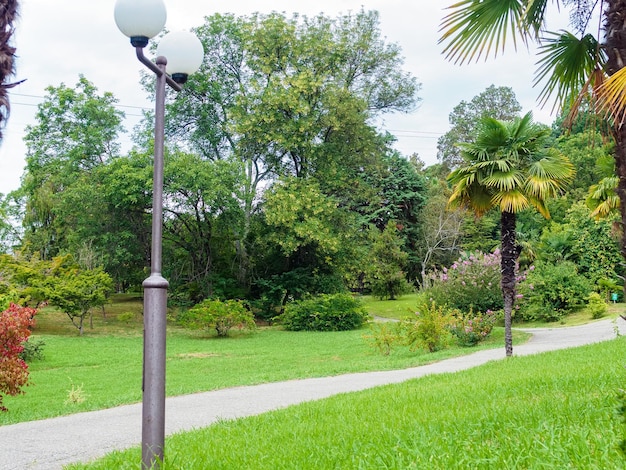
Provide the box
[135,47,182,92]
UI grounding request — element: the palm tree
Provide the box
[439,0,626,290]
[448,112,574,356]
[0,0,19,140]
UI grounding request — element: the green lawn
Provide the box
[68,336,626,469]
[0,302,528,425]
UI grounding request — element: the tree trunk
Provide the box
[500,211,517,357]
[604,0,626,295]
[0,0,19,138]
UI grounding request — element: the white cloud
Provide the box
[0,0,560,195]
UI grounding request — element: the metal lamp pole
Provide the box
[114,1,204,468]
[138,48,178,469]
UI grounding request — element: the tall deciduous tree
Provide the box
[437,85,522,170]
[19,77,124,259]
[160,10,419,288]
[438,0,626,296]
[448,112,574,356]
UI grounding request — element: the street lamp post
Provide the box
[113,1,203,468]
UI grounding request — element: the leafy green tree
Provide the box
[160,10,419,290]
[438,0,626,298]
[19,76,124,260]
[45,266,114,335]
[437,85,521,170]
[448,112,575,356]
[368,221,411,300]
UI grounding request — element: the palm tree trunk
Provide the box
[500,210,517,357]
[604,0,626,294]
[0,0,18,139]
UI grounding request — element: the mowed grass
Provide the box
[0,295,529,425]
[69,336,626,469]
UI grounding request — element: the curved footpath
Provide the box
[2,318,626,470]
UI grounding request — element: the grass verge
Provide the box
[0,308,528,425]
[68,336,626,469]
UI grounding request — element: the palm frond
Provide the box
[522,0,550,38]
[482,169,526,191]
[492,189,530,213]
[534,30,602,111]
[587,175,620,218]
[596,67,626,127]
[439,0,527,65]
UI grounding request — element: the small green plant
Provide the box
[18,338,45,361]
[181,299,256,337]
[587,292,608,319]
[448,309,499,347]
[363,322,402,355]
[281,293,369,332]
[65,381,86,405]
[401,301,452,353]
[117,311,135,324]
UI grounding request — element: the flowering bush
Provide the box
[448,309,499,347]
[0,304,37,411]
[424,251,504,313]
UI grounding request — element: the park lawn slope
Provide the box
[71,336,626,469]
[1,324,527,425]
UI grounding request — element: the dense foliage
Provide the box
[424,250,503,313]
[281,293,369,332]
[180,299,256,337]
[517,261,592,322]
[0,304,36,411]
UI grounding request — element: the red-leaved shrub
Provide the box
[0,304,37,411]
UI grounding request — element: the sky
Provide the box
[0,0,563,195]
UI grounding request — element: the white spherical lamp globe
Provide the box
[156,31,204,83]
[114,0,167,47]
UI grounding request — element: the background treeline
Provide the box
[0,10,620,320]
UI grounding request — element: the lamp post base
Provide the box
[142,274,169,469]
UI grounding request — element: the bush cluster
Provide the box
[517,261,591,322]
[401,301,452,352]
[281,293,369,331]
[424,250,504,313]
[586,292,608,320]
[180,299,256,337]
[448,309,499,347]
[0,304,37,411]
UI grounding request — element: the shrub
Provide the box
[281,293,369,331]
[18,338,45,362]
[363,322,402,356]
[0,304,37,411]
[401,301,452,353]
[518,261,592,322]
[448,309,499,347]
[423,250,504,313]
[181,299,256,337]
[587,292,608,320]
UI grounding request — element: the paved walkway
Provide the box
[1,318,625,469]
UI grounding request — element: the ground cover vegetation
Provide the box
[0,6,625,421]
[0,298,527,424]
[68,337,626,470]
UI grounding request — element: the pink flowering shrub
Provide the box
[448,308,499,346]
[424,250,505,313]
